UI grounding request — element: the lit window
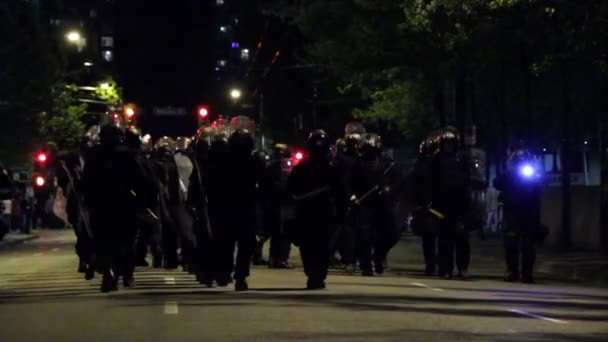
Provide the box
[102,50,113,62]
[216,0,224,5]
[231,42,240,49]
[241,49,250,61]
[217,60,227,67]
[101,36,114,48]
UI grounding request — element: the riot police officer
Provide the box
[261,144,293,269]
[219,116,264,291]
[409,133,440,276]
[494,148,543,283]
[153,137,181,269]
[287,129,346,289]
[174,136,196,271]
[82,124,146,292]
[430,127,472,279]
[124,128,161,269]
[188,126,214,286]
[349,133,403,276]
[333,122,366,272]
[205,119,234,287]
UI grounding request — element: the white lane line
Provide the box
[410,282,444,292]
[33,252,44,257]
[164,277,176,285]
[52,248,60,252]
[508,309,568,324]
[164,302,179,315]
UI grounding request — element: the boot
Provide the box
[101,270,118,293]
[235,279,249,292]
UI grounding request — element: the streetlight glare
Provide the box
[100,83,110,90]
[230,88,242,100]
[66,31,81,42]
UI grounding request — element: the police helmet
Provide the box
[508,148,533,166]
[99,124,124,147]
[155,136,176,155]
[125,127,142,149]
[175,136,192,152]
[210,117,231,144]
[230,116,256,138]
[307,129,331,158]
[438,126,460,153]
[194,126,213,151]
[344,121,366,138]
[359,133,382,160]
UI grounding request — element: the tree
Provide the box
[38,83,87,153]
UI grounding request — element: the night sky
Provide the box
[114,1,216,136]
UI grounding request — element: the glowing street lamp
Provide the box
[99,82,110,90]
[65,31,82,43]
[230,88,242,100]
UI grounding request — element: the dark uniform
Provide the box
[333,122,366,271]
[349,133,403,276]
[205,121,233,287]
[287,130,346,289]
[261,144,292,268]
[409,134,439,276]
[152,137,182,269]
[430,128,472,279]
[494,149,542,283]
[82,124,147,292]
[188,127,215,286]
[222,116,264,291]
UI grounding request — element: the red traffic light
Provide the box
[36,153,48,163]
[295,151,304,160]
[198,106,209,118]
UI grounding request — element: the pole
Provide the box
[260,92,265,150]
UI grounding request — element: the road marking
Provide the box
[33,253,44,257]
[52,248,60,252]
[508,309,568,324]
[164,302,179,315]
[410,282,444,292]
[164,277,176,285]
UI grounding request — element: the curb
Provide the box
[0,235,39,250]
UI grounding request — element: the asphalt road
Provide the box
[1,230,607,341]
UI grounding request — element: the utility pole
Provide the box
[259,92,265,150]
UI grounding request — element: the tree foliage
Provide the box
[262,0,607,150]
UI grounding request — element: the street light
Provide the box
[65,31,82,43]
[230,88,242,100]
[99,82,110,90]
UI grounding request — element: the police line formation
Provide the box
[57,116,544,293]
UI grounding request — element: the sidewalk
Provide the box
[384,234,608,286]
[0,231,39,249]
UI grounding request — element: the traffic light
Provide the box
[33,150,51,189]
[36,152,48,163]
[198,106,209,119]
[197,106,210,125]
